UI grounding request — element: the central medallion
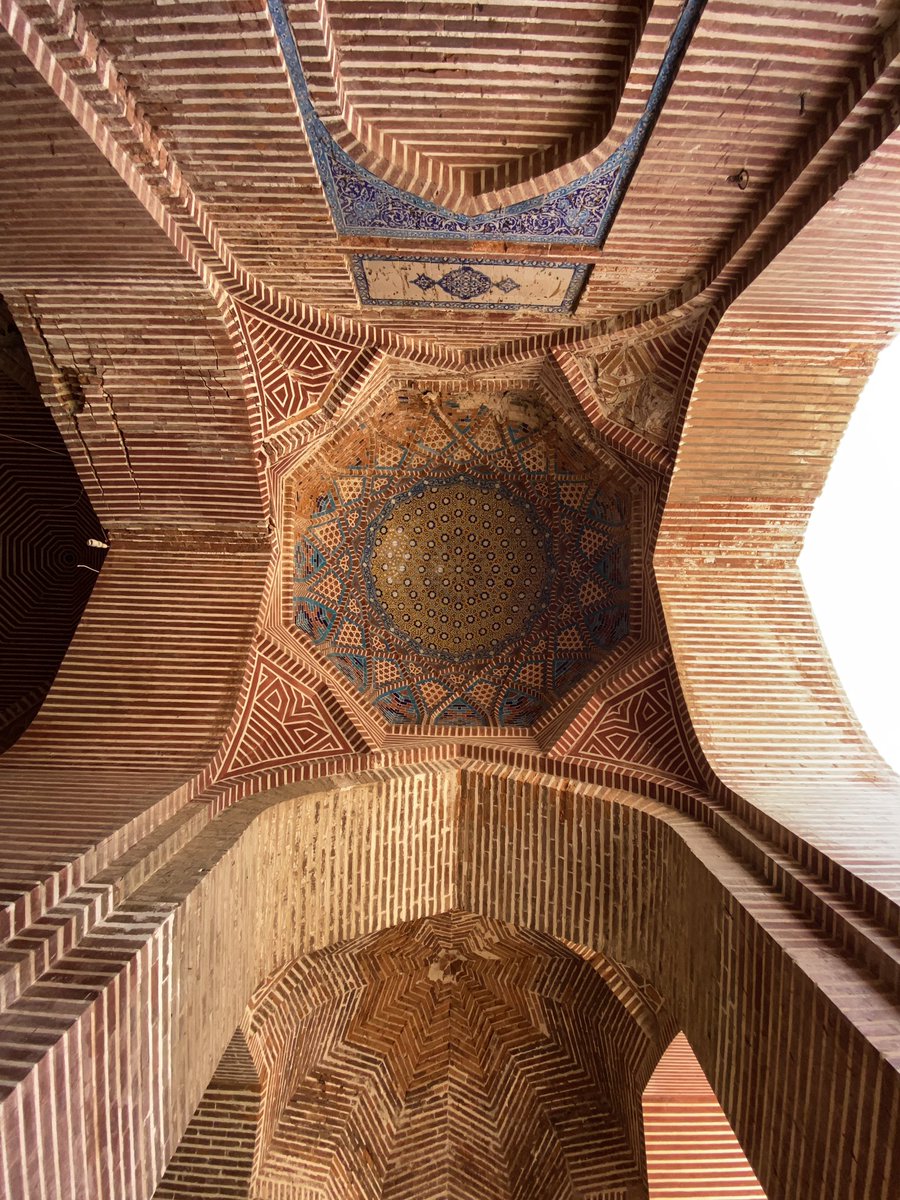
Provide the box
[290,386,631,727]
[365,478,552,660]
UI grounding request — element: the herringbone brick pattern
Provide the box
[245,914,665,1200]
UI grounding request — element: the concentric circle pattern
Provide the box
[292,389,631,727]
[366,480,551,658]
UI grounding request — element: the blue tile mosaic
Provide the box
[266,0,706,246]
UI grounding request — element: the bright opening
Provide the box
[798,334,900,775]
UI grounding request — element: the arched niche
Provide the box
[35,763,890,1200]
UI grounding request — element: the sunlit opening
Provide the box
[643,1033,767,1198]
[798,335,900,775]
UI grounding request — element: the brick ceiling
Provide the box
[1,2,900,1199]
[240,913,673,1200]
[297,0,652,196]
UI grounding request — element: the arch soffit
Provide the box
[119,761,900,1200]
[656,127,900,897]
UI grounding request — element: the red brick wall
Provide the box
[153,1028,260,1199]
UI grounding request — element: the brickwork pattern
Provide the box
[2,765,898,1200]
[0,7,899,1200]
[657,130,900,906]
[244,913,666,1200]
[153,1029,260,1199]
[643,1033,766,1200]
[0,298,105,751]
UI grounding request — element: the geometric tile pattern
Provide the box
[245,913,657,1200]
[217,646,363,779]
[239,304,361,435]
[292,388,631,725]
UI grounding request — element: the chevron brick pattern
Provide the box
[245,913,660,1200]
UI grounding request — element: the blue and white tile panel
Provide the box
[350,255,590,313]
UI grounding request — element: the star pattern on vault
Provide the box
[291,387,631,726]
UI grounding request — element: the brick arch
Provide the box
[656,126,900,910]
[239,913,676,1200]
[5,763,893,1200]
[148,912,678,1200]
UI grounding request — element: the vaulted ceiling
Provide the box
[1,3,900,1200]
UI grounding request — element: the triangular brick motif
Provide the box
[566,664,707,786]
[218,651,360,778]
[240,305,361,435]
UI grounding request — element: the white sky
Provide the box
[798,335,900,775]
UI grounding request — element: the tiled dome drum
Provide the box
[292,388,631,727]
